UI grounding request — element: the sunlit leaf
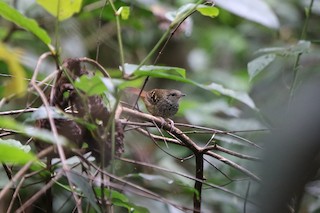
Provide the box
[248,54,276,81]
[36,0,82,21]
[196,5,219,18]
[0,1,51,46]
[0,139,36,164]
[0,43,27,97]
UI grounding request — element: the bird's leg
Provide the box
[165,118,175,132]
[158,117,166,129]
[157,117,174,132]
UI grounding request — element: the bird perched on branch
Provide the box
[126,88,185,118]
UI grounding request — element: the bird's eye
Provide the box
[170,93,176,96]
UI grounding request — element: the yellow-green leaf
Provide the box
[117,6,130,20]
[196,5,219,18]
[0,43,27,97]
[36,0,82,21]
[0,1,51,46]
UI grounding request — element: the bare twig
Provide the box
[79,57,110,78]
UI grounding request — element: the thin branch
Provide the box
[79,57,110,78]
[244,181,251,213]
[205,151,260,182]
[204,145,261,161]
[176,123,263,149]
[122,106,202,151]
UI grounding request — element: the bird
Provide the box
[127,88,185,118]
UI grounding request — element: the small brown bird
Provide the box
[127,88,186,118]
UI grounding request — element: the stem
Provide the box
[108,0,125,75]
[289,0,314,103]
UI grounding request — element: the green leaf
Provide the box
[0,139,37,164]
[117,6,130,20]
[247,54,276,81]
[124,63,186,78]
[0,1,51,47]
[0,116,69,146]
[196,5,219,18]
[36,0,82,21]
[74,75,108,96]
[67,171,101,213]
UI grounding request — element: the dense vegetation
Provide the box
[0,0,319,212]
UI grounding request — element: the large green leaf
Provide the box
[36,0,82,21]
[0,1,51,47]
[124,63,186,78]
[74,75,108,96]
[127,64,256,109]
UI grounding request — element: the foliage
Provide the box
[0,0,319,212]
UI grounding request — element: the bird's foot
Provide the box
[166,118,175,132]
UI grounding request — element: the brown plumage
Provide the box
[127,88,185,118]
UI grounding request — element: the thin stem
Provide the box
[289,0,314,103]
[107,0,126,75]
[96,0,107,61]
